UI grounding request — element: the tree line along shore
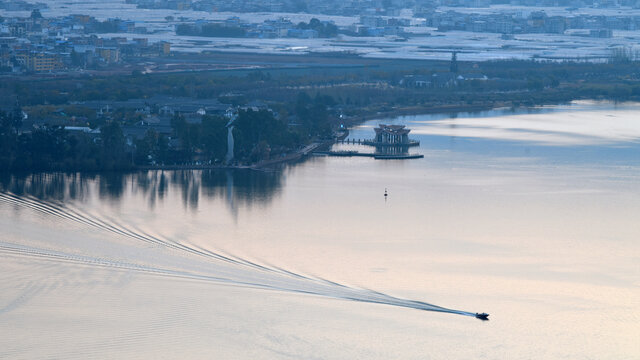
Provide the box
[2,56,640,172]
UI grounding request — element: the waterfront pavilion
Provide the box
[373,124,411,145]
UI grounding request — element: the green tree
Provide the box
[134,129,169,165]
[171,115,200,161]
[201,115,228,161]
[295,93,331,137]
[0,111,18,170]
[233,109,296,162]
[100,121,130,169]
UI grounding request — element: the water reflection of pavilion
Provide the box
[375,145,411,155]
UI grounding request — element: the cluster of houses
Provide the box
[177,15,413,39]
[129,0,640,17]
[15,96,272,149]
[350,10,637,37]
[176,15,411,39]
[172,9,638,41]
[0,11,171,73]
[125,0,408,16]
[344,16,412,37]
[3,0,640,74]
[176,17,336,39]
[347,9,637,37]
[0,0,46,12]
[420,9,638,35]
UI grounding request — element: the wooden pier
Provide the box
[337,139,365,145]
[316,150,424,160]
[336,138,420,147]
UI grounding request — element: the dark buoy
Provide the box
[384,188,388,197]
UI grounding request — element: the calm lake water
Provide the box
[1,101,638,359]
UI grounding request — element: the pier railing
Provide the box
[336,139,420,147]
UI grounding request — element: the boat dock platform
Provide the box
[316,151,424,160]
[336,139,419,147]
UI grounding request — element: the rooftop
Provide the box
[374,124,410,135]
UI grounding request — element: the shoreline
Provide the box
[136,142,326,172]
[131,103,499,172]
[0,99,606,175]
[341,100,574,125]
[347,103,499,124]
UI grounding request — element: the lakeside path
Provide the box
[251,142,324,169]
[137,142,324,172]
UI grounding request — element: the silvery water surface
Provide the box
[1,101,638,359]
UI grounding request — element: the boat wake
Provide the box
[0,191,479,319]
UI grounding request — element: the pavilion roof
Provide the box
[374,124,410,135]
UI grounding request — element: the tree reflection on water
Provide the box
[0,169,285,211]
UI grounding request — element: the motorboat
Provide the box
[475,313,489,321]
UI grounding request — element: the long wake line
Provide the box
[0,192,481,319]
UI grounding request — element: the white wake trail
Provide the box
[0,192,481,319]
